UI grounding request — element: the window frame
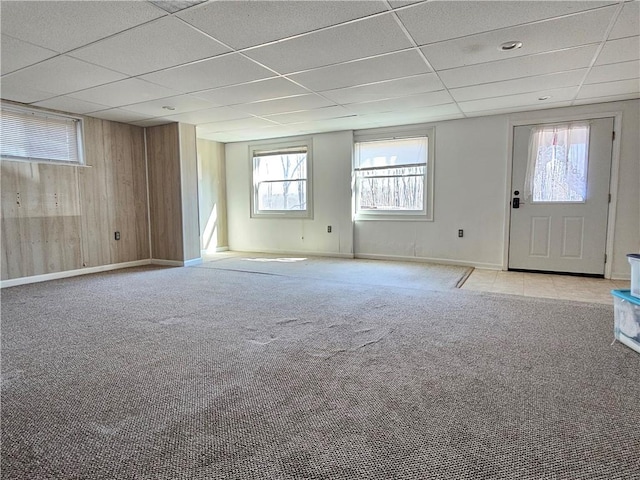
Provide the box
[354,126,435,221]
[0,103,85,166]
[249,138,313,219]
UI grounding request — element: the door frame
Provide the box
[503,110,623,279]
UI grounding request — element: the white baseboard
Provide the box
[1,260,151,289]
[216,246,229,252]
[354,253,502,270]
[611,272,631,281]
[150,258,203,267]
[183,258,203,267]
[232,248,354,259]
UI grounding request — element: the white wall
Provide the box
[197,138,228,252]
[225,99,639,278]
[226,131,354,257]
[355,115,509,269]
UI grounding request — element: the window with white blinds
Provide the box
[0,104,83,164]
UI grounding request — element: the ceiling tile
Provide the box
[288,50,430,92]
[321,74,444,104]
[69,17,230,76]
[573,92,640,105]
[161,106,251,124]
[88,108,151,123]
[233,94,336,116]
[141,54,275,94]
[421,6,617,70]
[1,56,127,97]
[438,45,599,89]
[585,60,640,84]
[450,70,587,102]
[264,106,355,124]
[0,83,58,104]
[177,1,388,49]
[69,78,180,108]
[594,36,640,65]
[343,90,454,115]
[608,2,640,40]
[198,117,281,134]
[464,100,573,117]
[120,94,219,117]
[193,78,310,106]
[32,96,111,115]
[243,14,413,74]
[388,0,423,8]
[210,125,305,143]
[397,1,616,46]
[576,79,640,99]
[359,104,464,126]
[288,116,381,135]
[0,35,58,76]
[0,1,166,53]
[149,0,207,14]
[458,86,579,113]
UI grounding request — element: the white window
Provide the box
[250,140,313,218]
[0,104,84,165]
[354,126,434,220]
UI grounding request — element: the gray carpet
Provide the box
[1,258,639,479]
[198,253,473,290]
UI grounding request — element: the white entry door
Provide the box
[509,117,614,275]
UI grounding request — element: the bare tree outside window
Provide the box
[358,166,425,210]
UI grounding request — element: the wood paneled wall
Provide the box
[1,116,150,280]
[146,123,183,262]
[146,122,200,263]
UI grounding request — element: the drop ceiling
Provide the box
[1,0,638,143]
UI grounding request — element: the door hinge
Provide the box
[612,131,615,141]
[608,193,611,203]
[604,253,607,263]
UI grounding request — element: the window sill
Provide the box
[251,212,313,220]
[355,214,433,222]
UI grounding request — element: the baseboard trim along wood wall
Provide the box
[151,258,202,267]
[1,256,206,288]
[0,260,152,289]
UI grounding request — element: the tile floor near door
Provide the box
[461,269,630,304]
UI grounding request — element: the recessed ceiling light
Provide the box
[162,106,176,111]
[498,41,523,51]
[538,95,551,101]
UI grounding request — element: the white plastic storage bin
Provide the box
[612,289,640,354]
[629,254,640,299]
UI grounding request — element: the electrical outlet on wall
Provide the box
[458,229,464,238]
[327,226,332,233]
[115,231,121,241]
